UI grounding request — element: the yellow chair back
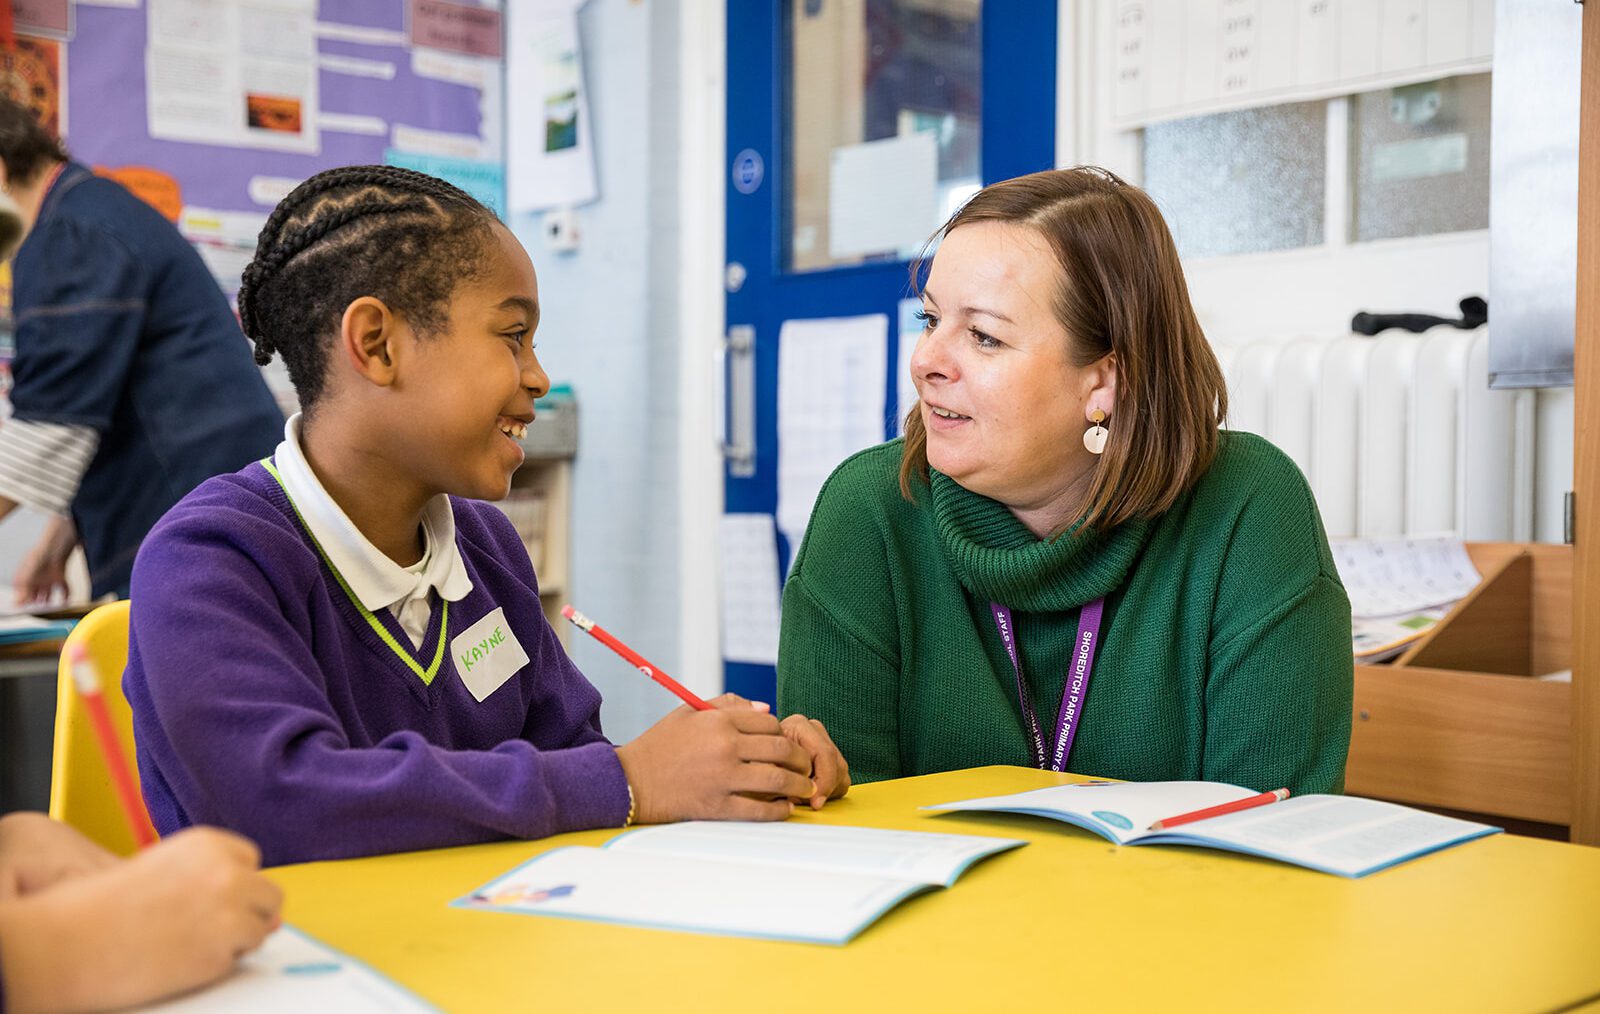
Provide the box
[47,601,152,855]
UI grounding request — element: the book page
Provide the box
[0,614,77,643]
[456,845,934,946]
[606,821,1025,887]
[136,925,433,1012]
[924,781,1258,845]
[1328,536,1481,619]
[1159,795,1500,877]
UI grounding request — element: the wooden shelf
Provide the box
[506,457,573,649]
[1348,543,1572,827]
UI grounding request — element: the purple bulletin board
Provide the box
[58,0,504,286]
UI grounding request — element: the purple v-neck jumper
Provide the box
[122,462,630,866]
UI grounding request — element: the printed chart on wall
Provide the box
[4,0,505,309]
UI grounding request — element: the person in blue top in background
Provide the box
[0,96,283,602]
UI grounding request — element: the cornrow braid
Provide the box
[237,164,500,406]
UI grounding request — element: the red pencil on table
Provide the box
[67,642,158,848]
[560,605,714,711]
[1148,788,1291,831]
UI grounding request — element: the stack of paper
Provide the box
[1328,537,1481,663]
[0,614,76,646]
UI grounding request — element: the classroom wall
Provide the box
[508,0,686,743]
[1182,233,1575,544]
[1070,0,1574,545]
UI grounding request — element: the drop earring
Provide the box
[1083,409,1108,454]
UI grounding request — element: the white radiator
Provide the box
[1213,328,1535,541]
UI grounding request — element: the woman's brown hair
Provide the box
[900,166,1227,531]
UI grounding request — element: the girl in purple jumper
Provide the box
[122,166,848,866]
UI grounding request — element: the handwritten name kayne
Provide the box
[459,626,509,672]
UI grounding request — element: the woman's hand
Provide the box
[0,826,283,1014]
[779,714,851,809]
[0,812,116,899]
[616,693,815,824]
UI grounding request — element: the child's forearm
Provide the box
[0,895,99,1014]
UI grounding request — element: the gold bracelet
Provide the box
[623,782,636,828]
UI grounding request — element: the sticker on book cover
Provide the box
[451,607,529,701]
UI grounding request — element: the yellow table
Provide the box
[268,766,1600,1013]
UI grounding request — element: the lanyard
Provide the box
[990,597,1105,772]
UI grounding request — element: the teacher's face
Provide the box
[911,221,1107,512]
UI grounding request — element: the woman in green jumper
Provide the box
[777,167,1353,794]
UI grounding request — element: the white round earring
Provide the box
[1083,409,1108,454]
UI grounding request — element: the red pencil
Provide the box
[67,642,158,848]
[1147,788,1291,831]
[561,605,714,711]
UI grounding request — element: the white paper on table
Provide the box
[604,821,1022,884]
[134,925,434,1012]
[717,513,782,666]
[0,615,68,635]
[506,0,598,212]
[146,0,319,155]
[1328,536,1482,619]
[828,132,938,260]
[775,314,889,554]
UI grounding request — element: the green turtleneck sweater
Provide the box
[777,431,1352,794]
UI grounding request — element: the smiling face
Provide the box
[396,223,548,501]
[911,220,1114,522]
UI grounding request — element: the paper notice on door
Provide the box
[717,514,783,666]
[828,132,938,260]
[895,297,924,435]
[775,315,889,557]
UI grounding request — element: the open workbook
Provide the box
[924,781,1500,878]
[455,822,1025,945]
[137,925,433,1012]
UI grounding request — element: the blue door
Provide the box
[722,2,1057,702]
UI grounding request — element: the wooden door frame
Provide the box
[1571,0,1599,845]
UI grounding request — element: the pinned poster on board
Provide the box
[506,0,597,213]
[409,0,502,59]
[13,0,72,41]
[384,147,505,216]
[0,34,63,135]
[145,0,321,155]
[61,0,506,299]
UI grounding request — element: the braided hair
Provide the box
[237,165,500,408]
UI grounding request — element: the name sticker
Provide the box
[450,607,530,702]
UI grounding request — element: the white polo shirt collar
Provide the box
[272,414,474,622]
